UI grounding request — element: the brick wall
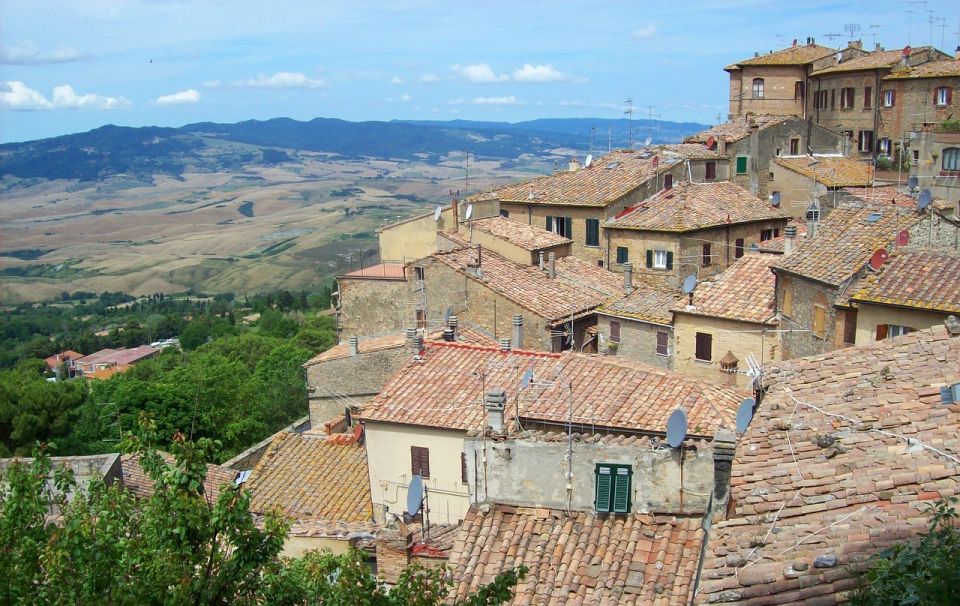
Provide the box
[729,65,808,118]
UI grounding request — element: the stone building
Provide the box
[908,125,960,206]
[595,284,679,368]
[603,181,788,287]
[769,154,874,219]
[446,215,572,266]
[881,56,960,159]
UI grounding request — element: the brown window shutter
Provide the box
[610,321,621,342]
[461,452,468,483]
[411,446,430,478]
[843,312,857,345]
[875,324,888,341]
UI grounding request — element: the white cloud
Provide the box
[0,41,83,65]
[453,63,508,83]
[401,93,411,101]
[202,79,222,88]
[512,64,570,82]
[155,89,201,106]
[473,95,519,105]
[632,25,657,39]
[0,81,130,111]
[448,98,466,105]
[240,72,326,89]
[387,93,412,102]
[419,73,440,83]
[390,76,404,85]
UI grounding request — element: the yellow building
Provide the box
[769,154,874,219]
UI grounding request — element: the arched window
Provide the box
[943,148,960,173]
[752,78,765,99]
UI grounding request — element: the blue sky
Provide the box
[1,0,958,143]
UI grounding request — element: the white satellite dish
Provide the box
[585,154,593,167]
[406,475,424,516]
[520,369,534,388]
[644,136,652,147]
[433,205,442,222]
[666,408,688,448]
[465,204,474,220]
[682,274,697,295]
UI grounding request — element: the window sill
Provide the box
[584,244,601,249]
[693,358,712,364]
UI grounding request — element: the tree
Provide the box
[851,497,960,606]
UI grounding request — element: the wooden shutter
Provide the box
[610,321,621,342]
[890,90,896,106]
[546,216,554,232]
[736,156,747,174]
[612,467,632,513]
[735,238,745,259]
[656,331,669,355]
[702,243,711,266]
[645,249,653,268]
[665,251,674,270]
[664,174,673,190]
[586,219,599,246]
[461,452,468,483]
[695,332,712,361]
[813,305,826,338]
[705,161,716,180]
[595,466,612,513]
[564,217,573,238]
[411,446,430,478]
[875,324,888,341]
[864,86,872,108]
[843,312,857,345]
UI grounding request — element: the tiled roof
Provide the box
[76,346,159,368]
[811,49,909,75]
[757,219,807,253]
[849,249,960,313]
[672,254,779,324]
[44,350,83,368]
[246,431,373,522]
[84,364,132,380]
[286,519,380,539]
[474,150,681,208]
[598,286,681,325]
[468,216,571,250]
[607,181,787,232]
[773,155,874,187]
[772,204,921,286]
[884,59,960,79]
[840,186,917,207]
[303,324,496,366]
[685,115,795,145]
[726,44,836,68]
[120,454,237,502]
[431,247,622,323]
[358,341,744,437]
[696,325,960,606]
[657,143,726,160]
[449,504,704,605]
[339,263,406,280]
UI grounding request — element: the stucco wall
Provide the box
[363,421,471,525]
[672,313,780,388]
[596,313,673,369]
[281,536,354,559]
[337,277,411,337]
[854,303,953,346]
[464,435,715,515]
[911,131,960,205]
[769,161,828,219]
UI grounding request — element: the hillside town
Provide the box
[5,38,960,604]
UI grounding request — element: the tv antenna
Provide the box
[463,151,470,199]
[624,98,634,148]
[822,33,842,41]
[868,24,882,47]
[843,23,861,41]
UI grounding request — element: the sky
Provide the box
[1,0,959,143]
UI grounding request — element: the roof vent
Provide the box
[499,337,511,352]
[348,336,359,356]
[484,388,507,433]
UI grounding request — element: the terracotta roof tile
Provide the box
[726,44,836,68]
[850,249,960,313]
[884,59,960,79]
[598,286,682,324]
[685,115,796,144]
[695,325,960,606]
[672,253,779,324]
[772,204,922,286]
[811,49,911,75]
[358,342,745,438]
[339,263,406,280]
[120,454,237,502]
[449,504,704,605]
[246,432,373,522]
[607,181,787,232]
[757,219,807,253]
[475,150,681,208]
[657,143,727,160]
[431,247,622,323]
[840,186,918,207]
[303,324,497,366]
[468,216,572,250]
[44,350,83,368]
[773,155,874,187]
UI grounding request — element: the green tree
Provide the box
[180,315,212,350]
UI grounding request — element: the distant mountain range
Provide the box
[0,116,710,182]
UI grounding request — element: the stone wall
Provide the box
[337,276,411,337]
[728,64,808,119]
[776,274,842,360]
[306,347,410,424]
[672,313,780,388]
[596,313,672,369]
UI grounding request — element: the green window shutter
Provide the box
[645,249,653,268]
[616,247,628,264]
[564,217,573,238]
[585,219,599,246]
[736,156,748,174]
[612,467,632,513]
[666,251,674,270]
[546,216,554,232]
[595,466,612,512]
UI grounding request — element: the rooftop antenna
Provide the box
[822,33,843,41]
[624,98,634,148]
[465,203,474,221]
[666,408,688,448]
[463,151,470,199]
[735,397,757,434]
[682,274,697,306]
[590,126,596,154]
[607,126,612,152]
[643,136,652,148]
[843,23,861,41]
[934,17,947,49]
[868,24,882,48]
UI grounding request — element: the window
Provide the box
[461,452,468,483]
[840,87,855,109]
[736,156,748,174]
[875,324,914,340]
[935,87,952,106]
[414,266,425,281]
[546,216,572,238]
[609,320,621,342]
[616,246,628,264]
[499,209,509,218]
[858,130,874,153]
[842,312,857,346]
[760,228,780,241]
[664,174,673,190]
[794,81,805,100]
[585,218,600,247]
[752,78,764,99]
[864,86,872,108]
[734,238,745,259]
[830,89,835,109]
[882,89,895,107]
[411,446,430,478]
[913,149,920,165]
[812,292,827,339]
[694,332,713,361]
[595,463,632,514]
[702,243,712,266]
[943,148,960,172]
[879,138,891,156]
[790,138,800,155]
[656,331,669,356]
[705,161,716,180]
[647,249,673,270]
[781,276,793,316]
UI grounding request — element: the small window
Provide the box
[411,446,430,479]
[735,238,745,259]
[702,243,711,266]
[752,78,764,99]
[595,463,632,514]
[414,266,425,281]
[499,209,509,218]
[878,138,891,156]
[935,87,952,107]
[943,148,960,172]
[830,89,835,109]
[840,87,855,109]
[461,452,468,483]
[585,218,600,247]
[648,249,673,270]
[794,80,804,100]
[813,293,828,339]
[864,86,872,108]
[858,130,874,153]
[656,331,669,356]
[415,309,427,330]
[781,276,793,316]
[694,332,713,361]
[546,216,573,238]
[609,320,621,343]
[664,174,673,190]
[616,246,628,264]
[843,312,857,345]
[790,138,800,155]
[705,161,716,180]
[882,90,895,107]
[736,156,748,174]
[760,229,776,242]
[889,324,914,338]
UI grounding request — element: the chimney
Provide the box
[712,429,738,512]
[623,262,634,295]
[484,388,507,433]
[568,158,581,172]
[547,252,556,279]
[875,42,881,52]
[512,314,524,349]
[850,40,862,50]
[348,336,359,356]
[784,224,797,255]
[405,327,417,345]
[442,327,455,342]
[806,217,818,239]
[411,334,424,358]
[447,314,458,340]
[538,250,545,270]
[754,51,760,58]
[451,198,459,226]
[499,337,511,352]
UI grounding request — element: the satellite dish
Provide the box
[897,229,910,246]
[868,248,889,270]
[465,204,474,220]
[769,192,781,207]
[585,154,593,167]
[682,274,697,295]
[666,408,688,448]
[917,189,932,210]
[433,205,442,222]
[520,369,534,388]
[735,398,756,434]
[644,136,653,147]
[406,475,424,516]
[907,176,918,189]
